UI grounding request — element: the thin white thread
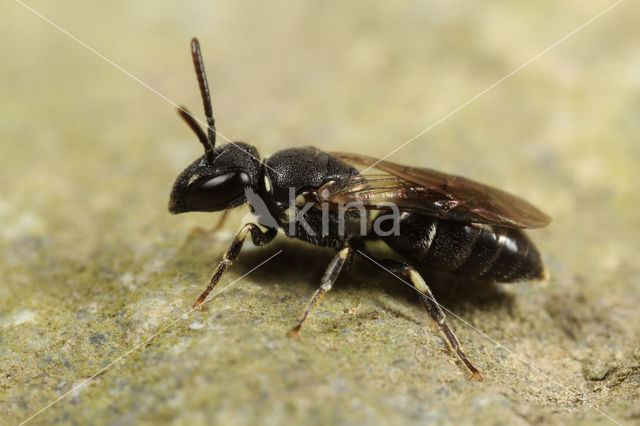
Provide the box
[18,250,284,426]
[361,0,626,173]
[12,1,626,424]
[356,250,622,426]
[14,0,278,173]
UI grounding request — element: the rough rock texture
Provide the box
[1,1,639,425]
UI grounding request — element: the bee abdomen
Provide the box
[456,225,544,282]
[383,213,544,283]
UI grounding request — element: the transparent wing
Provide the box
[323,152,551,229]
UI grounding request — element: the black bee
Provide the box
[169,38,551,380]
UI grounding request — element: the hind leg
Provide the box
[358,251,482,380]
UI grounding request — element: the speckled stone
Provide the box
[2,1,639,425]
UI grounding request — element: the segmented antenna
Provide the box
[177,107,214,162]
[191,38,217,151]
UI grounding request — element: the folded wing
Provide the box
[322,152,551,229]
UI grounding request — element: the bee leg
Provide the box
[192,223,277,309]
[189,210,231,237]
[286,245,353,339]
[211,209,231,232]
[370,256,482,381]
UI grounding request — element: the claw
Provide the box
[188,226,209,237]
[286,325,301,340]
[192,297,206,311]
[469,370,483,382]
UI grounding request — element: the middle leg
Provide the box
[286,245,353,338]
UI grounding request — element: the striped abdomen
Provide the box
[383,213,545,282]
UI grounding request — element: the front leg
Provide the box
[189,210,231,237]
[193,223,277,308]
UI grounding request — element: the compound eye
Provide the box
[186,171,250,211]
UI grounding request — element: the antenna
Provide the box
[190,38,216,150]
[177,107,214,162]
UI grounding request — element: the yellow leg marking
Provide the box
[338,247,350,260]
[287,246,352,338]
[409,270,428,293]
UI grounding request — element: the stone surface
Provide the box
[1,1,639,425]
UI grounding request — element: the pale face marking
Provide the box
[188,174,200,185]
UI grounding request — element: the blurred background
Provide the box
[2,1,639,424]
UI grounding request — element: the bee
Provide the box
[169,38,551,380]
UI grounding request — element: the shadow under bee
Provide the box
[176,233,516,319]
